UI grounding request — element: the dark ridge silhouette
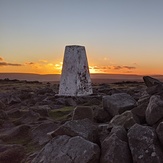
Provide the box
[0,73,163,83]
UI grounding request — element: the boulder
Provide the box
[146,84,163,95]
[0,110,8,120]
[103,93,136,116]
[19,90,33,100]
[31,122,59,145]
[23,152,39,163]
[83,97,101,106]
[100,131,131,163]
[30,105,50,117]
[0,100,6,110]
[0,120,15,129]
[156,121,163,145]
[143,76,162,87]
[132,92,150,123]
[0,119,4,126]
[97,83,110,93]
[128,124,163,163]
[93,106,112,123]
[109,126,128,142]
[143,76,163,95]
[145,95,163,125]
[132,100,149,124]
[54,97,77,106]
[49,119,98,143]
[7,95,21,105]
[137,91,150,105]
[0,124,31,142]
[108,110,139,130]
[66,97,77,106]
[72,106,93,121]
[32,135,100,163]
[98,124,110,143]
[36,87,53,95]
[54,97,67,105]
[107,88,122,95]
[6,108,25,119]
[0,144,25,163]
[18,110,40,124]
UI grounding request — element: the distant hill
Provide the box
[0,73,60,82]
[0,73,163,83]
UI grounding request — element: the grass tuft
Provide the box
[49,106,74,121]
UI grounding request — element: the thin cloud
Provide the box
[102,66,112,69]
[93,66,101,69]
[123,66,136,70]
[89,66,104,70]
[39,60,48,63]
[113,65,136,70]
[89,64,137,74]
[125,71,134,73]
[113,66,123,70]
[25,62,35,65]
[0,62,22,66]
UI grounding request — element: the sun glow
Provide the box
[89,66,103,74]
[0,57,158,75]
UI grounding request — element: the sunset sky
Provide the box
[0,0,163,75]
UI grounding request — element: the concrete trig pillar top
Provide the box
[59,45,93,96]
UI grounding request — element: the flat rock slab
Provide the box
[32,135,100,163]
[103,93,136,116]
[108,110,139,130]
[50,118,98,143]
[72,106,93,121]
[31,122,59,145]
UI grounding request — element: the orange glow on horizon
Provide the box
[0,58,163,76]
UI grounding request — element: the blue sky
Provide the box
[0,0,163,74]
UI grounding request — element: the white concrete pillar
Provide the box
[59,45,93,96]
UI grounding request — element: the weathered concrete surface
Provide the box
[59,45,93,96]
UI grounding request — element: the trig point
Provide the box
[59,45,93,96]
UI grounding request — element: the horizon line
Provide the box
[0,72,163,76]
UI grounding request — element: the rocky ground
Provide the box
[0,76,163,163]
